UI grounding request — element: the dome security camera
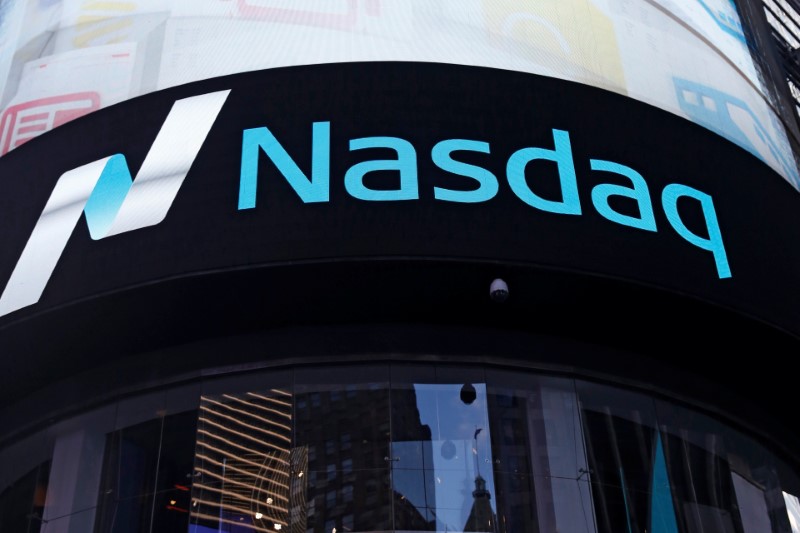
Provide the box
[489,278,509,303]
[460,383,477,404]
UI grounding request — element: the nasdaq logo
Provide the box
[240,122,731,280]
[0,90,231,318]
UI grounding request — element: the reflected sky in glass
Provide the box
[393,383,497,532]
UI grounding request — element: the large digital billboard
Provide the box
[0,0,798,188]
[0,63,799,339]
[0,63,799,463]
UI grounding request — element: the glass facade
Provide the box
[1,362,799,533]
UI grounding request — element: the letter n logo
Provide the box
[0,90,231,318]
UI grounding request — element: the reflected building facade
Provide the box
[4,364,798,532]
[190,391,293,532]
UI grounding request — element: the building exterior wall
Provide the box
[2,2,800,533]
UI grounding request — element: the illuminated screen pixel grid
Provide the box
[0,0,797,189]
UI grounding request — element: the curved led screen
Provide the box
[1,63,799,343]
[0,0,798,188]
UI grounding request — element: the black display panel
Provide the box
[2,63,799,327]
[0,62,799,417]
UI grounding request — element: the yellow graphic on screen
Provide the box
[484,0,625,93]
[73,1,137,48]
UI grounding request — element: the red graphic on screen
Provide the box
[235,0,380,29]
[0,92,101,155]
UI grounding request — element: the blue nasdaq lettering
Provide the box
[239,122,731,279]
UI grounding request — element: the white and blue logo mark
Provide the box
[0,90,231,318]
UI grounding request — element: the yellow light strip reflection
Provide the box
[191,496,288,525]
[270,389,292,397]
[196,428,290,467]
[246,392,292,408]
[220,395,293,426]
[199,406,291,443]
[195,454,292,490]
[190,511,276,532]
[206,397,292,433]
[194,482,289,509]
[194,467,283,497]
[196,440,288,478]
[197,416,291,459]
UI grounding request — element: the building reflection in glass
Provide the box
[188,378,499,532]
[293,378,393,533]
[486,370,597,533]
[156,367,800,533]
[190,390,293,533]
[392,382,498,532]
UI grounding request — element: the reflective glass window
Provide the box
[151,411,198,531]
[295,364,392,533]
[391,365,498,533]
[94,418,162,533]
[577,380,674,533]
[190,389,292,533]
[0,461,49,533]
[656,399,792,533]
[3,361,800,533]
[487,370,596,533]
[95,409,198,533]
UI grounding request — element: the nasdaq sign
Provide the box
[0,83,734,321]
